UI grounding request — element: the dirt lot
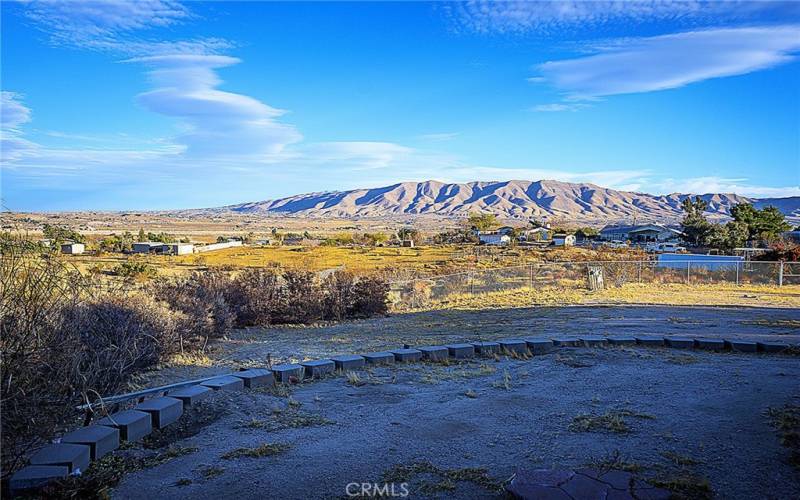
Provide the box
[112,346,800,499]
[141,305,800,386]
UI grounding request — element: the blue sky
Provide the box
[1,1,799,211]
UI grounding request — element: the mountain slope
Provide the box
[199,180,799,223]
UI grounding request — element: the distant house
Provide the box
[479,233,511,246]
[195,240,244,253]
[552,234,576,247]
[164,243,194,255]
[520,227,549,242]
[600,224,682,243]
[401,239,415,248]
[60,243,85,254]
[133,242,163,254]
[497,226,516,236]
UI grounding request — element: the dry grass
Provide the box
[766,404,800,469]
[586,450,645,472]
[570,409,655,433]
[660,451,703,466]
[221,442,291,459]
[648,474,713,500]
[381,461,502,493]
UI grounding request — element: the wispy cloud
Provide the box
[531,102,589,112]
[532,25,800,99]
[653,176,800,198]
[445,1,795,35]
[418,132,460,142]
[1,92,38,162]
[129,54,302,157]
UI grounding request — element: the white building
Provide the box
[60,243,85,254]
[552,234,576,247]
[479,233,511,246]
[520,227,550,241]
[165,243,194,255]
[195,240,243,253]
[600,224,682,243]
[133,242,163,254]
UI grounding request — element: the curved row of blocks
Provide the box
[9,335,795,496]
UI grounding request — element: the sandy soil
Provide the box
[113,347,800,499]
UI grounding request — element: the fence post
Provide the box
[779,261,784,287]
[735,263,739,286]
[470,271,474,295]
[686,261,690,285]
[529,263,533,289]
[638,261,642,284]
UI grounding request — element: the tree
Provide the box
[42,224,85,245]
[138,228,146,242]
[680,196,711,246]
[731,203,791,241]
[397,227,420,242]
[575,227,599,240]
[468,213,497,231]
[705,221,748,252]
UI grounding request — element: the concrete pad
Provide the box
[331,355,366,371]
[446,343,475,359]
[301,359,336,378]
[696,338,726,351]
[525,339,555,354]
[552,337,582,347]
[61,425,119,460]
[472,341,501,355]
[10,465,69,495]
[418,346,449,361]
[168,385,213,406]
[201,375,245,391]
[96,410,152,441]
[665,337,695,349]
[606,337,637,346]
[362,352,395,365]
[272,363,304,383]
[391,348,423,362]
[579,337,608,347]
[30,443,90,473]
[233,368,275,388]
[635,337,665,347]
[499,339,529,355]
[135,397,183,429]
[726,340,758,353]
[758,342,790,354]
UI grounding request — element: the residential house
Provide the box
[599,224,682,243]
[479,233,511,246]
[60,243,85,254]
[552,234,576,247]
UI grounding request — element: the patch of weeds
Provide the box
[237,409,333,432]
[570,409,655,434]
[381,461,501,493]
[766,404,800,469]
[346,372,366,387]
[221,442,291,459]
[666,354,698,365]
[742,319,800,329]
[649,474,712,500]
[287,397,302,408]
[420,478,456,493]
[492,369,513,390]
[660,451,703,466]
[144,445,199,467]
[419,363,496,384]
[198,466,225,479]
[174,478,192,487]
[555,353,593,368]
[587,450,645,473]
[142,401,227,449]
[464,389,477,399]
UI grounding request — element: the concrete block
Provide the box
[579,337,608,347]
[525,339,555,354]
[552,337,582,347]
[331,355,366,371]
[419,346,449,361]
[168,385,212,406]
[363,352,395,365]
[135,397,183,429]
[696,338,725,351]
[202,375,245,391]
[30,444,90,473]
[665,337,695,349]
[391,348,423,362]
[301,359,336,378]
[499,339,529,355]
[61,425,119,461]
[446,343,475,359]
[606,337,637,346]
[635,337,665,347]
[96,410,152,441]
[10,465,69,495]
[758,342,790,353]
[726,340,757,353]
[472,341,501,355]
[272,363,304,383]
[233,368,275,388]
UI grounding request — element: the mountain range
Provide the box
[192,180,800,223]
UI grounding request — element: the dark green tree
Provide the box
[680,196,711,246]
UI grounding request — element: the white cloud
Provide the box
[531,102,589,112]
[445,1,790,35]
[533,25,800,99]
[653,176,800,198]
[418,132,460,142]
[129,54,302,157]
[1,92,37,162]
[301,142,414,170]
[23,0,231,55]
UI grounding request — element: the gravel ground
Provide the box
[113,346,800,500]
[142,305,800,386]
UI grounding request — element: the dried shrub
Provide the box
[350,275,389,317]
[275,270,323,323]
[225,268,282,326]
[321,270,357,321]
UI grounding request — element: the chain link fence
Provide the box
[388,260,798,311]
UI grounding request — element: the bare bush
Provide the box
[275,270,323,323]
[321,270,357,321]
[226,268,283,326]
